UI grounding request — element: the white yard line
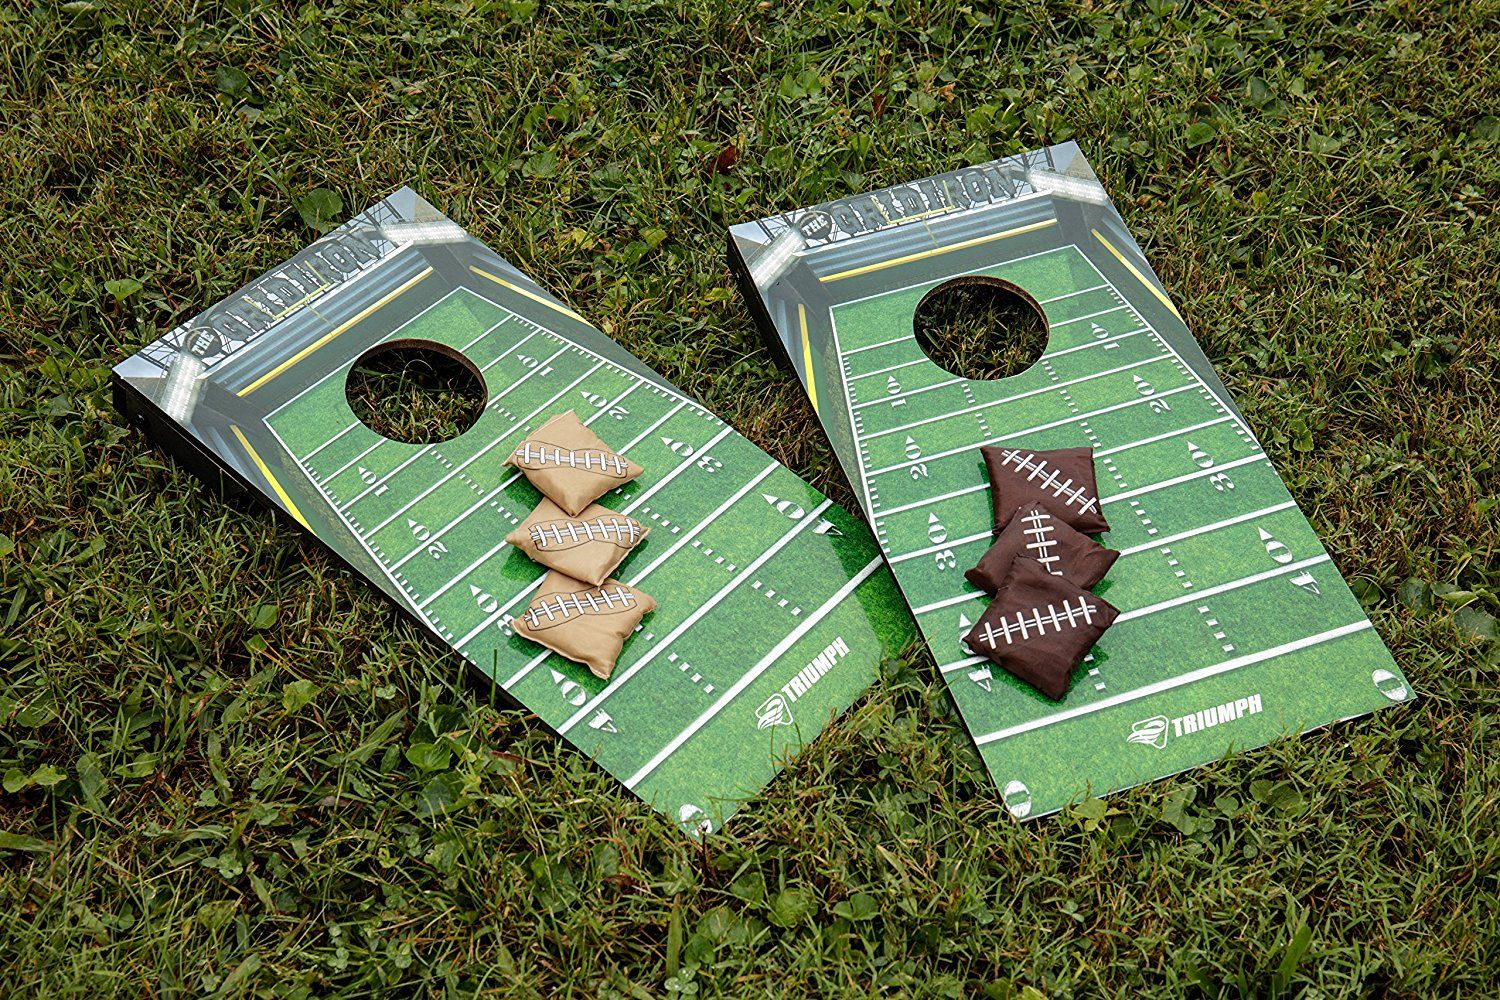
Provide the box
[1114,554,1330,624]
[847,357,928,382]
[338,444,435,512]
[1042,328,1142,360]
[890,529,993,564]
[301,421,359,463]
[971,621,1373,745]
[623,556,885,789]
[1047,303,1128,329]
[865,384,1197,480]
[478,329,536,371]
[500,461,780,690]
[1100,451,1268,506]
[461,316,514,352]
[487,343,569,403]
[320,438,385,485]
[863,354,1170,441]
[1039,282,1109,304]
[840,333,914,357]
[1116,500,1297,556]
[852,375,965,410]
[554,499,835,735]
[1093,415,1232,458]
[361,361,605,538]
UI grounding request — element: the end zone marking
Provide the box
[231,425,309,528]
[820,218,1056,282]
[798,303,818,413]
[623,556,885,789]
[470,265,587,324]
[240,266,434,396]
[1092,230,1182,321]
[972,620,1372,745]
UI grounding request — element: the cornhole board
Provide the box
[112,187,915,835]
[729,142,1412,819]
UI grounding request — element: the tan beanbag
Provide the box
[511,570,656,679]
[505,498,649,587]
[505,410,644,516]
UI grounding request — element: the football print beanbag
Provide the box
[980,444,1109,534]
[964,558,1119,700]
[511,570,656,679]
[965,503,1118,594]
[506,498,649,587]
[506,410,644,516]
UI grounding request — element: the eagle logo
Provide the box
[755,692,793,729]
[1127,715,1169,750]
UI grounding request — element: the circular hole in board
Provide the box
[345,339,487,444]
[912,277,1050,382]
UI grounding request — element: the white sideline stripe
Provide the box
[877,482,989,519]
[852,376,964,410]
[418,400,690,611]
[624,556,885,789]
[452,420,733,646]
[1039,282,1109,304]
[321,438,384,484]
[971,621,1373,745]
[842,333,915,357]
[555,499,835,734]
[938,554,1336,672]
[1101,452,1268,505]
[864,354,1170,441]
[361,361,605,538]
[866,384,1197,479]
[301,421,358,463]
[388,381,643,571]
[1079,255,1254,443]
[1094,416,1232,457]
[1116,501,1297,556]
[501,461,780,690]
[1115,554,1330,624]
[913,589,986,616]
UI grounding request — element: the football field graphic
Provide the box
[731,143,1413,818]
[113,188,915,834]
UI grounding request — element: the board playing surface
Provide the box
[731,143,1412,818]
[114,190,914,834]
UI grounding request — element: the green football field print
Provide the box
[730,143,1413,819]
[113,189,915,835]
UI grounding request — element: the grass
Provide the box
[0,0,1496,996]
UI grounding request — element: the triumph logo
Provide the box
[754,636,850,730]
[1128,715,1170,749]
[1128,694,1264,749]
[756,692,793,729]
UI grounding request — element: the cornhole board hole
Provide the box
[729,142,1412,819]
[112,188,914,835]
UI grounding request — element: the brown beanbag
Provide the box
[505,410,644,516]
[965,503,1119,594]
[964,558,1119,700]
[511,570,656,679]
[980,444,1109,534]
[506,498,649,587]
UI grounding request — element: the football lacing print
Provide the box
[521,585,639,631]
[994,449,1100,516]
[511,442,631,478]
[973,597,1100,650]
[529,516,643,550]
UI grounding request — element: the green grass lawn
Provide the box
[1,1,1496,996]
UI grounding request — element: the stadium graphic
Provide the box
[113,188,916,835]
[730,142,1413,818]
